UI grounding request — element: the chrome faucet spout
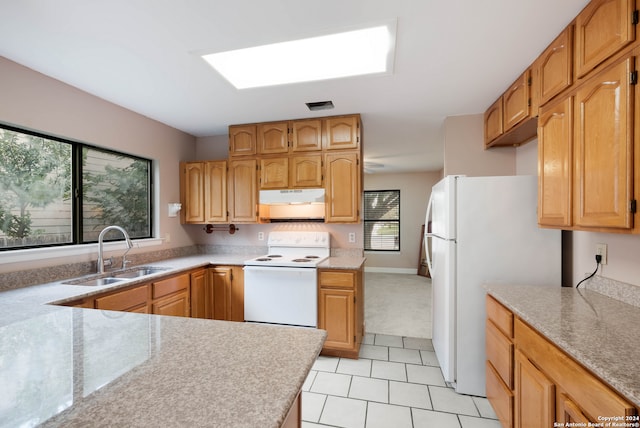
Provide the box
[97,226,134,274]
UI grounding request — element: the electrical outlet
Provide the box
[258,232,264,241]
[348,232,356,243]
[595,243,608,265]
[165,233,171,243]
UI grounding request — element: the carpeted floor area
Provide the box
[364,272,432,339]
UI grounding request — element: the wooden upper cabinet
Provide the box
[538,26,574,105]
[228,158,258,223]
[538,96,573,228]
[258,121,289,154]
[182,162,205,224]
[260,157,289,189]
[291,119,323,152]
[324,115,360,150]
[484,98,504,145]
[325,152,360,222]
[181,161,227,224]
[204,160,227,223]
[504,70,531,132]
[229,125,257,156]
[258,119,323,154]
[575,0,636,78]
[574,56,634,229]
[291,154,323,188]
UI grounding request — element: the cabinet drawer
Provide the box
[153,273,190,299]
[486,361,514,428]
[486,319,514,388]
[95,285,148,311]
[486,295,513,338]
[515,318,635,420]
[319,270,355,288]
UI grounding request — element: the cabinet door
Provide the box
[291,119,323,152]
[204,161,227,223]
[558,393,592,425]
[152,291,190,317]
[229,266,244,322]
[325,152,360,222]
[229,125,257,156]
[575,0,635,78]
[515,350,555,428]
[574,57,633,229]
[318,288,355,351]
[538,26,573,105]
[324,116,360,150]
[208,267,232,320]
[504,70,531,132]
[291,154,322,188]
[538,96,573,227]
[190,269,207,319]
[258,121,289,154]
[182,162,205,224]
[228,159,258,223]
[484,97,504,145]
[260,157,289,189]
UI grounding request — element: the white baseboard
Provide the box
[364,267,418,274]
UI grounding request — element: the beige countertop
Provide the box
[485,284,640,408]
[0,253,329,426]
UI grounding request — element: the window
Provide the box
[0,124,152,251]
[364,190,400,251]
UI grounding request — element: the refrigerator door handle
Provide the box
[425,191,435,276]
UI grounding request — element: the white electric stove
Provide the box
[243,231,330,327]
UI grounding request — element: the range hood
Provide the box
[259,189,325,205]
[259,189,325,222]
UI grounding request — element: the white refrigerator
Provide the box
[425,175,561,397]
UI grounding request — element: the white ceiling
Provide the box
[0,0,590,173]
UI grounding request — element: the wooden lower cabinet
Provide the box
[190,268,207,319]
[151,272,190,317]
[515,349,555,428]
[318,267,364,359]
[486,295,637,428]
[190,266,244,322]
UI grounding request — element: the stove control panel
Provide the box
[267,231,330,248]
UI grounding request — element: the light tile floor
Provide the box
[302,333,501,428]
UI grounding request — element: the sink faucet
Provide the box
[97,226,134,273]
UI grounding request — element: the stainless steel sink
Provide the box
[67,277,126,287]
[112,267,170,279]
[63,266,171,286]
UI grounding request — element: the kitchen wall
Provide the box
[0,56,197,273]
[443,114,517,177]
[363,171,442,273]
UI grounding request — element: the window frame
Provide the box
[0,123,154,252]
[363,189,400,252]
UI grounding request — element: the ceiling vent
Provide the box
[306,101,334,111]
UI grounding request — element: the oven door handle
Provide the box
[243,266,316,273]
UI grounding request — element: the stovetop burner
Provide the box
[255,257,272,262]
[292,258,312,262]
[266,254,282,258]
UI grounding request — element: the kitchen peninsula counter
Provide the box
[0,253,329,427]
[485,283,640,408]
[2,302,326,427]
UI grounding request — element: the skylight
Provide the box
[201,24,395,89]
